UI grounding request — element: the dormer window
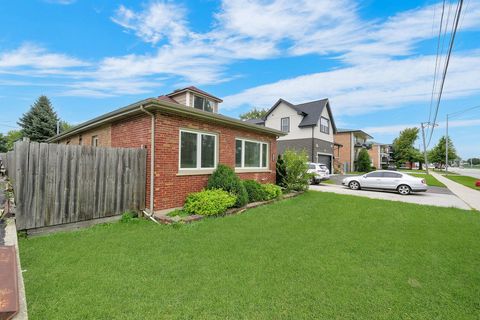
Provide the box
[193,95,214,112]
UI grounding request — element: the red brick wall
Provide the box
[111,111,277,211]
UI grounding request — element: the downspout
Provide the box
[311,127,315,162]
[140,105,158,224]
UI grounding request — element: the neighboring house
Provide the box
[48,86,284,212]
[334,129,373,172]
[258,98,338,173]
[367,142,394,169]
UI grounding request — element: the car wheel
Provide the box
[348,181,360,190]
[397,184,411,195]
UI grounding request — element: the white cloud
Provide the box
[0,44,88,70]
[222,51,480,114]
[111,3,189,45]
[44,0,76,4]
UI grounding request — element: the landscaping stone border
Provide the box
[153,191,304,225]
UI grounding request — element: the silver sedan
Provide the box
[342,170,427,195]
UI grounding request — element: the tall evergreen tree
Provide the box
[356,148,371,172]
[18,96,59,142]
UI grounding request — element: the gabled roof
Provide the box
[167,86,223,102]
[244,118,265,125]
[263,98,337,133]
[47,98,284,143]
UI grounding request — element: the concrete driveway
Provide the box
[310,183,470,210]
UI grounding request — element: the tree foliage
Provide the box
[239,107,269,120]
[392,128,421,168]
[0,133,7,153]
[1,130,22,151]
[428,136,457,166]
[18,95,59,142]
[356,148,371,172]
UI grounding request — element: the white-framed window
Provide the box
[179,129,217,170]
[320,117,330,134]
[235,138,269,169]
[193,95,214,112]
[280,117,290,132]
[91,135,98,147]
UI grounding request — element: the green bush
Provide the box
[356,148,371,172]
[276,155,286,187]
[207,164,248,207]
[184,189,237,216]
[262,183,282,200]
[281,149,310,192]
[120,211,138,223]
[243,180,267,203]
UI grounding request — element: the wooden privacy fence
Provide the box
[3,140,147,230]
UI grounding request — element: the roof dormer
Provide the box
[166,86,223,113]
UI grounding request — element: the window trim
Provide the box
[320,116,330,134]
[91,135,98,147]
[280,117,290,133]
[178,129,218,172]
[235,138,269,170]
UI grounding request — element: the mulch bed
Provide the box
[154,191,303,225]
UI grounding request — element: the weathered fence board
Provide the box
[4,140,146,230]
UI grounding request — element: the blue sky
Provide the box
[0,0,479,158]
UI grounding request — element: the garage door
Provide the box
[317,154,332,173]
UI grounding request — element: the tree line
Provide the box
[0,95,71,152]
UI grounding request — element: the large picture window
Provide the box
[320,117,330,134]
[180,130,217,170]
[235,139,269,169]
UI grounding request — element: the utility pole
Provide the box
[421,122,429,174]
[445,114,449,175]
[421,122,438,175]
[56,120,60,135]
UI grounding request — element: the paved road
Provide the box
[310,183,470,210]
[448,168,480,179]
[326,174,453,194]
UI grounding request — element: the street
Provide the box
[448,168,480,179]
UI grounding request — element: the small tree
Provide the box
[0,133,7,153]
[5,130,23,151]
[18,95,59,142]
[392,127,420,169]
[428,136,457,167]
[239,107,269,120]
[276,155,286,187]
[281,149,310,192]
[356,148,371,172]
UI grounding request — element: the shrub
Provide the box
[243,180,267,203]
[356,148,371,172]
[183,189,237,216]
[207,164,248,207]
[262,183,282,200]
[281,149,310,192]
[120,211,138,223]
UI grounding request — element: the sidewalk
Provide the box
[431,172,480,211]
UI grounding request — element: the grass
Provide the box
[408,173,446,187]
[321,179,335,184]
[444,174,480,191]
[20,192,480,319]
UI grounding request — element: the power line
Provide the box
[448,104,480,119]
[427,0,464,146]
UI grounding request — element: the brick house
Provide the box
[334,129,373,172]
[48,87,284,212]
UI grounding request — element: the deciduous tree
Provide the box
[392,128,420,169]
[239,107,269,120]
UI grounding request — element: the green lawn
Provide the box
[408,173,446,187]
[20,192,480,319]
[444,174,480,191]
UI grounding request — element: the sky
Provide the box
[0,0,479,158]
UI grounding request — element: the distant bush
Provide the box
[262,183,282,200]
[243,180,267,203]
[207,164,248,207]
[356,149,371,172]
[184,189,237,216]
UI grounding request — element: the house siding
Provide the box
[58,124,112,146]
[277,138,333,162]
